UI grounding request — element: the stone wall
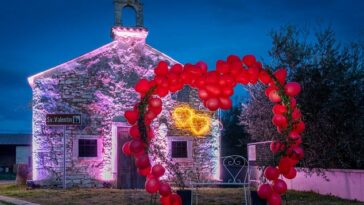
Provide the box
[31,30,221,188]
[31,32,177,187]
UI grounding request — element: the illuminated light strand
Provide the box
[172,104,212,137]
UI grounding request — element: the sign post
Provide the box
[46,114,81,189]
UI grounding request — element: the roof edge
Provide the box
[27,42,181,89]
[27,41,118,89]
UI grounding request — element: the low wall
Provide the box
[251,166,364,202]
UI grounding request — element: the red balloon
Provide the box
[149,106,162,116]
[242,54,256,67]
[257,184,272,199]
[152,164,166,178]
[218,77,228,87]
[288,131,301,141]
[129,125,140,139]
[230,61,243,75]
[195,77,207,89]
[255,61,263,70]
[279,157,292,175]
[167,73,179,85]
[270,141,282,154]
[159,182,172,196]
[283,167,297,179]
[170,193,182,205]
[264,166,280,181]
[284,82,301,97]
[272,104,287,115]
[155,61,169,76]
[269,90,282,103]
[227,55,241,63]
[224,75,236,87]
[274,68,287,85]
[137,166,151,177]
[134,150,145,158]
[196,61,208,73]
[124,110,138,125]
[272,114,287,128]
[135,79,151,94]
[268,192,282,205]
[135,154,150,169]
[235,69,250,85]
[145,110,157,121]
[205,71,219,84]
[198,89,209,100]
[205,84,222,97]
[293,121,305,133]
[170,64,183,74]
[259,70,272,84]
[149,97,162,109]
[129,139,144,154]
[122,141,132,156]
[145,177,160,193]
[292,108,302,120]
[292,136,302,147]
[221,86,234,97]
[216,60,229,74]
[219,97,232,110]
[146,127,155,142]
[290,97,297,108]
[247,66,259,84]
[205,98,220,111]
[265,85,277,97]
[155,76,169,88]
[155,86,169,97]
[287,146,304,160]
[160,195,171,205]
[273,179,287,194]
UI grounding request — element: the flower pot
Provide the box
[176,189,192,205]
[251,191,267,205]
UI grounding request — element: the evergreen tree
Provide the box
[221,102,249,157]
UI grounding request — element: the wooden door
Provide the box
[117,126,145,189]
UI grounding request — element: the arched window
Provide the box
[121,5,137,27]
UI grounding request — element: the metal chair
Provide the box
[190,155,251,205]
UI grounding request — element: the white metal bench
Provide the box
[190,155,251,205]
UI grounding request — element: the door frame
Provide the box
[111,122,130,184]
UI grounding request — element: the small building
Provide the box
[0,134,31,179]
[27,0,221,188]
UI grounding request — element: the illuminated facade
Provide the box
[27,0,221,188]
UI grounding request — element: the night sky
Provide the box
[0,0,363,133]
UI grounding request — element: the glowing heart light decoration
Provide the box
[122,54,304,205]
[172,104,194,129]
[189,114,211,136]
[172,104,211,136]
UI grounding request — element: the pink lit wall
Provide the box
[251,166,364,202]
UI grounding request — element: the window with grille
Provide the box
[78,139,98,157]
[171,141,188,158]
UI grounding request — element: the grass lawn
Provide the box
[0,184,363,205]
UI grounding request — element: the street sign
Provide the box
[46,114,81,125]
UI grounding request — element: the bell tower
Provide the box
[111,0,148,41]
[113,0,144,27]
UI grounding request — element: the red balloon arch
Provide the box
[122,55,304,205]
